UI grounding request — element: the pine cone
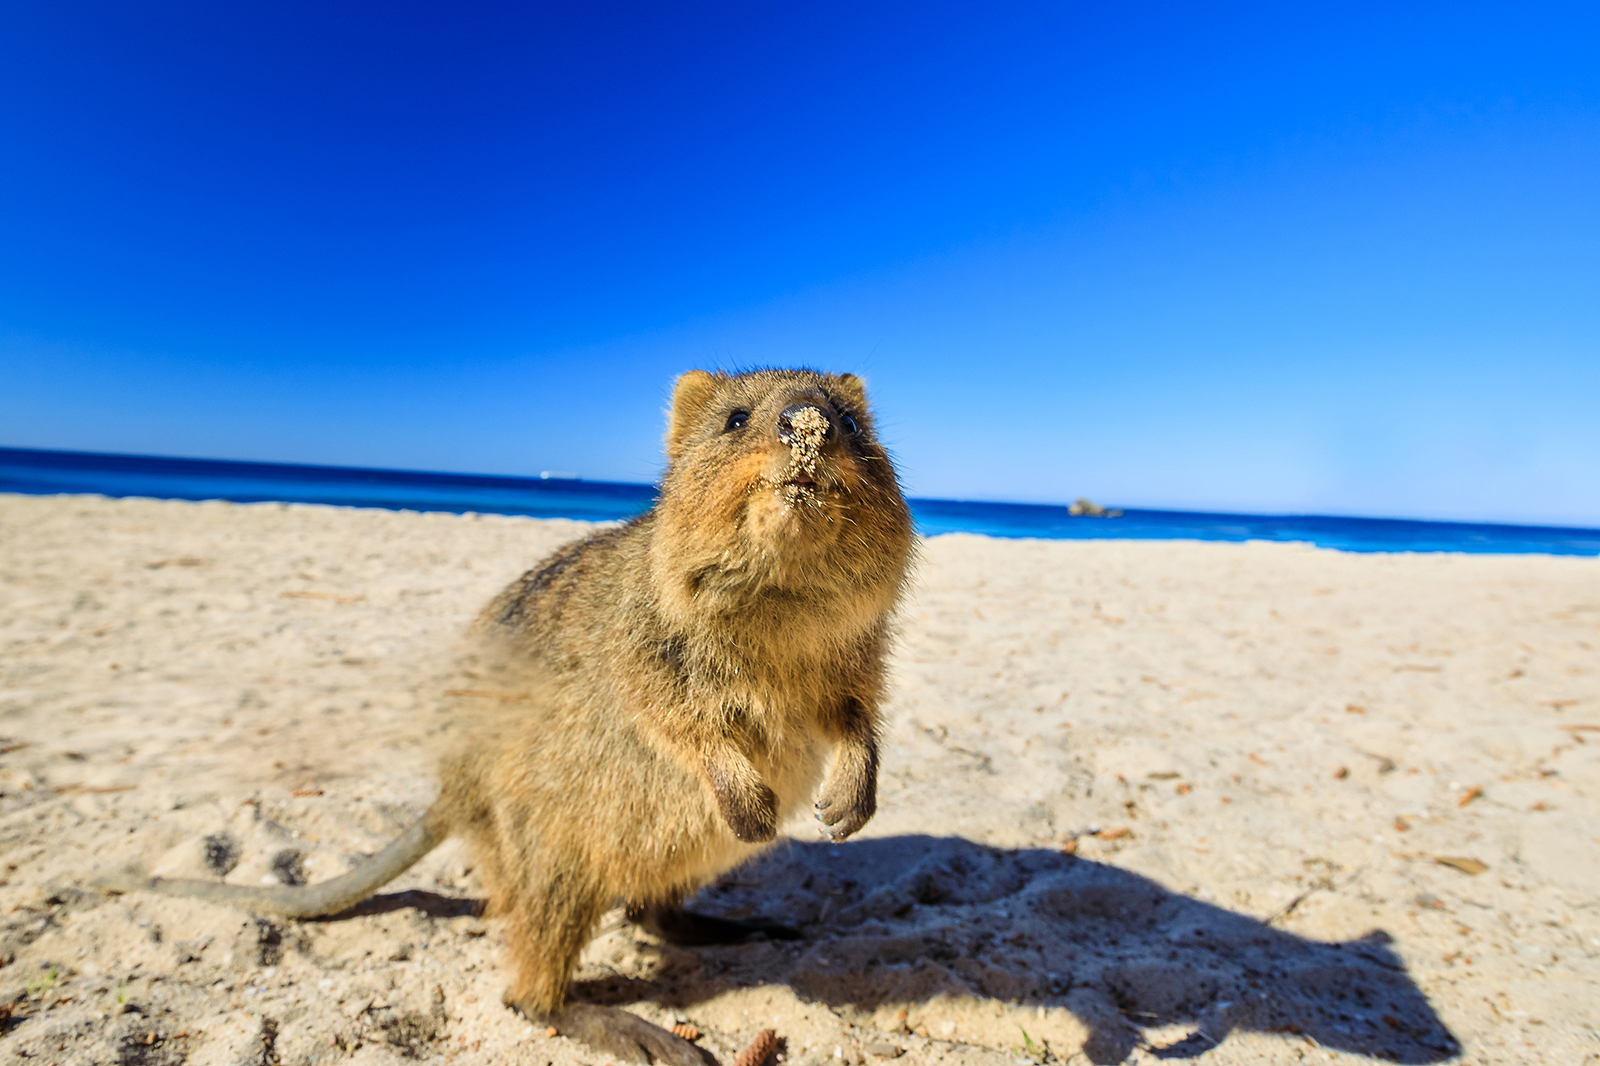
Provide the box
[734,1028,779,1066]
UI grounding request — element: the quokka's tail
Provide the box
[94,807,447,919]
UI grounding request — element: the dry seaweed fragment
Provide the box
[146,557,205,569]
[279,590,365,604]
[1456,785,1483,807]
[443,688,532,703]
[1433,856,1488,876]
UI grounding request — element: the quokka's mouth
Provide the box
[771,473,826,510]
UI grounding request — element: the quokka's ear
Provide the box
[665,370,724,455]
[829,372,870,420]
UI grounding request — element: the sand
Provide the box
[0,492,1596,1065]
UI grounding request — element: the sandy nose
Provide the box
[777,403,834,444]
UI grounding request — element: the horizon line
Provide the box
[4,444,1598,537]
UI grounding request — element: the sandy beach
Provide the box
[1,492,1596,1065]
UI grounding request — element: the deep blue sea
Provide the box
[3,447,1597,556]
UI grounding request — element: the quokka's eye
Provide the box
[724,408,750,432]
[840,411,860,435]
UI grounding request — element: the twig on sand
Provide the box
[1267,865,1367,926]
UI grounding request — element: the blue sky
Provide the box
[3,2,1597,525]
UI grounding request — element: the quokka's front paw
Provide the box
[814,776,875,842]
[715,781,779,843]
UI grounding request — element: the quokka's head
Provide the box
[651,368,913,618]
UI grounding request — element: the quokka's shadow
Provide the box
[575,835,1460,1065]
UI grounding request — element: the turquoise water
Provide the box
[3,447,1597,556]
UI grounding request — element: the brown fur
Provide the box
[98,369,914,1064]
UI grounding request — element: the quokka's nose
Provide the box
[777,403,834,444]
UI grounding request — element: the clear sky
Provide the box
[3,2,1597,526]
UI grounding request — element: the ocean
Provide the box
[3,446,1597,557]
